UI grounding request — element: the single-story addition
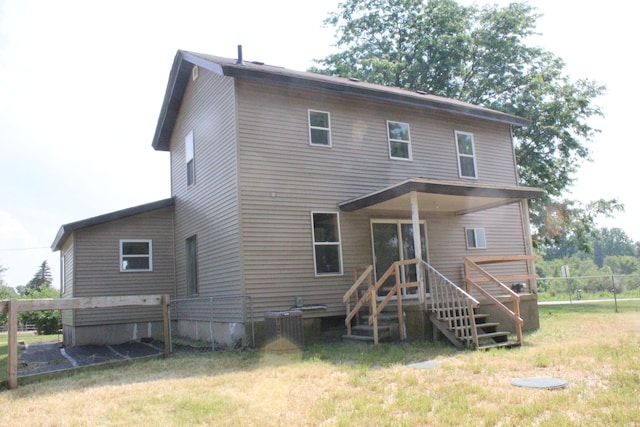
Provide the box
[52,48,544,350]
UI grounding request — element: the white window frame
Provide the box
[308,110,332,147]
[185,130,195,186]
[311,211,343,276]
[387,120,412,160]
[120,239,153,272]
[455,130,478,179]
[465,228,486,249]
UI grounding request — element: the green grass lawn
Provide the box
[1,302,639,426]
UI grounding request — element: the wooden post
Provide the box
[410,191,424,304]
[7,299,18,389]
[395,266,406,341]
[162,294,171,356]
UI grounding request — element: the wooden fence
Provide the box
[0,294,170,390]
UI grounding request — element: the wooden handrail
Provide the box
[344,259,420,343]
[464,257,526,343]
[343,265,373,304]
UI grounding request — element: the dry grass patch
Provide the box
[1,302,639,426]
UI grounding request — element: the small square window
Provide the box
[308,110,331,146]
[465,228,486,249]
[387,121,412,160]
[120,240,152,272]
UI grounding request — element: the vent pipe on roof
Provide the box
[237,45,243,65]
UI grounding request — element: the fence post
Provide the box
[8,299,18,389]
[611,275,618,313]
[162,294,171,357]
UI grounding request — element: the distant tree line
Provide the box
[536,226,640,295]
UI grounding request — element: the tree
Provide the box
[0,265,18,324]
[17,260,53,296]
[17,261,60,335]
[314,0,619,250]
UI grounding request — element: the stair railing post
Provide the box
[370,287,379,345]
[395,263,406,341]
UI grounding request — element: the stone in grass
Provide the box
[407,360,442,369]
[511,377,567,390]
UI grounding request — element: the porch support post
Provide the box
[410,191,425,303]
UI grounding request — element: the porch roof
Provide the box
[338,178,544,214]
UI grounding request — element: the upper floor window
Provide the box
[387,121,412,160]
[311,212,343,276]
[308,110,331,146]
[465,228,486,249]
[120,239,152,272]
[185,130,195,186]
[455,131,477,178]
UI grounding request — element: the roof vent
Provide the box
[251,61,264,66]
[236,44,244,65]
[348,77,361,82]
[416,90,427,95]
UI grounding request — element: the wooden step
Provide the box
[475,322,500,330]
[342,334,375,343]
[477,331,510,341]
[352,324,391,334]
[477,340,521,350]
[362,313,399,323]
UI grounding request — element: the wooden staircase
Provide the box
[426,261,523,350]
[430,308,520,350]
[342,311,399,343]
[342,258,530,349]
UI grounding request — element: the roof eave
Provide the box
[151,51,530,151]
[338,178,544,212]
[51,198,175,251]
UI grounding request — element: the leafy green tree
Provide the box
[314,0,619,250]
[603,256,639,276]
[17,261,60,335]
[592,228,637,267]
[19,286,61,335]
[0,266,19,324]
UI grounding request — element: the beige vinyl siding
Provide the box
[235,80,524,318]
[169,68,241,322]
[60,238,75,326]
[72,207,175,326]
[425,203,529,287]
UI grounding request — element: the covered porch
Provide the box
[338,178,543,349]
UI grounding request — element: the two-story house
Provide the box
[52,49,543,349]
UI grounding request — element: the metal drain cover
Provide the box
[511,377,567,389]
[407,361,441,369]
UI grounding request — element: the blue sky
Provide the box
[0,0,636,289]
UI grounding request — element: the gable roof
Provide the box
[152,49,530,151]
[51,198,175,251]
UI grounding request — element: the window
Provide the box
[185,130,195,186]
[186,236,198,295]
[120,240,152,272]
[311,212,343,275]
[455,131,477,178]
[308,110,331,146]
[387,121,412,160]
[465,228,486,249]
